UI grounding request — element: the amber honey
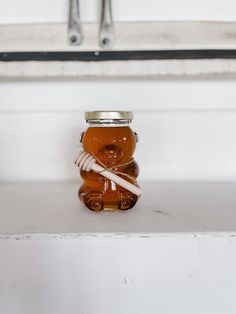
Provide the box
[78,111,139,211]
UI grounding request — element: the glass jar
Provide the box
[78,111,140,211]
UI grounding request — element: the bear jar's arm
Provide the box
[112,159,139,185]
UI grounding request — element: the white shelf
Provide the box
[1,21,236,77]
[0,181,236,237]
[1,182,236,314]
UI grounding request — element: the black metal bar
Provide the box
[1,50,236,62]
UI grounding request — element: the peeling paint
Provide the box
[1,232,236,241]
[153,209,172,217]
[122,277,134,286]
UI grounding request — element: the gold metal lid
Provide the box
[85,111,133,121]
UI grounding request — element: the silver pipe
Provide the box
[68,0,83,46]
[99,0,114,49]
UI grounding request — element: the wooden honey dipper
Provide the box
[74,151,141,196]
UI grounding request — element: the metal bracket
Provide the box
[99,0,114,49]
[68,0,83,46]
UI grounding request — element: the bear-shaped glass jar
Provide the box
[78,111,140,211]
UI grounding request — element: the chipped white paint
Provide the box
[1,22,236,77]
[2,59,236,78]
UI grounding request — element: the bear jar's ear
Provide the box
[80,132,84,143]
[134,132,139,143]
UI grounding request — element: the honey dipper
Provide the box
[74,151,141,196]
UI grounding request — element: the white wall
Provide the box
[0,0,236,24]
[1,79,236,182]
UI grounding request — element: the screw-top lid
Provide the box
[85,111,133,121]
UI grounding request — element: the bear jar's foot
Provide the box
[82,190,138,211]
[119,191,138,210]
[83,191,104,211]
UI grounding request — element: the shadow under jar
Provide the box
[79,111,140,211]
